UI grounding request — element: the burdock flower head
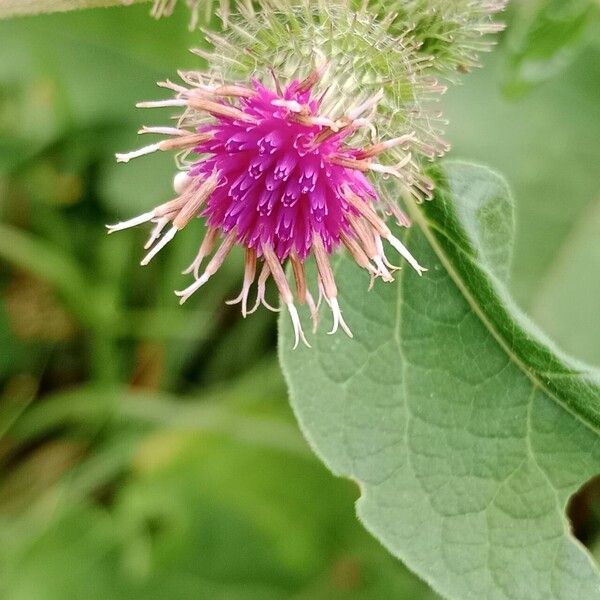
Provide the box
[108,3,505,347]
[109,68,426,347]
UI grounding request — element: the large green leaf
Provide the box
[279,161,600,600]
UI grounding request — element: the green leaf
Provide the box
[0,0,148,19]
[279,161,600,600]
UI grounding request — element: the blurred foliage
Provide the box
[503,0,600,97]
[0,1,598,599]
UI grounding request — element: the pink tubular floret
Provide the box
[191,81,375,262]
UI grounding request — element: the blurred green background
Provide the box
[0,2,598,599]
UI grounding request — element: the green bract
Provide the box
[280,162,600,600]
[190,1,506,200]
[365,0,507,74]
[201,3,450,200]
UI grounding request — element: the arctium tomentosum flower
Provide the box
[108,70,427,348]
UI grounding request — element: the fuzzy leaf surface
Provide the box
[279,161,600,600]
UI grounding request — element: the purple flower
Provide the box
[108,71,426,347]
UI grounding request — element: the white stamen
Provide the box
[369,162,404,178]
[187,1,200,30]
[226,284,252,317]
[372,255,394,282]
[387,234,428,276]
[183,253,203,280]
[141,225,178,265]
[327,297,353,338]
[106,211,155,233]
[183,252,205,280]
[305,291,319,334]
[396,153,414,169]
[305,116,342,130]
[144,217,169,250]
[182,229,218,279]
[375,236,401,271]
[316,281,324,311]
[156,79,189,94]
[383,133,417,151]
[139,126,187,136]
[151,0,177,18]
[175,272,210,304]
[247,264,280,314]
[271,99,304,113]
[368,272,377,291]
[177,233,236,302]
[115,143,161,163]
[226,254,256,318]
[353,118,377,140]
[260,294,280,313]
[366,263,380,281]
[287,302,311,349]
[347,89,384,121]
[136,99,188,109]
